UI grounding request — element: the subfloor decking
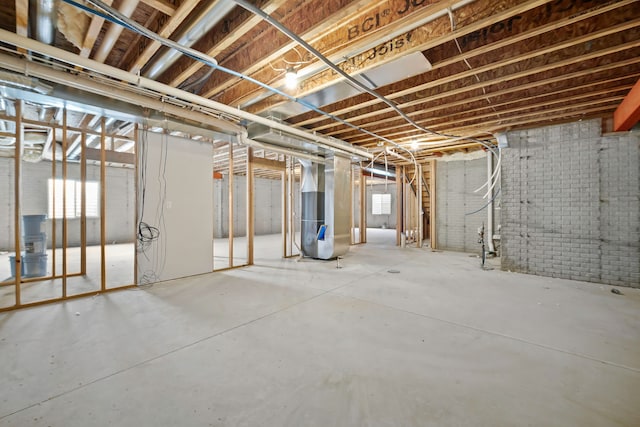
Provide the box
[0,229,639,426]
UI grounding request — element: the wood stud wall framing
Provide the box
[0,107,136,312]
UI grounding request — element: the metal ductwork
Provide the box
[300,154,350,260]
[144,0,236,80]
[30,0,56,45]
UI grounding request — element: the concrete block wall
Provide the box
[501,119,640,287]
[0,158,135,251]
[367,183,397,229]
[435,156,487,252]
[214,175,288,238]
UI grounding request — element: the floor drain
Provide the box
[387,269,400,274]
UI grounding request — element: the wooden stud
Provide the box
[51,114,57,279]
[359,167,366,244]
[100,117,106,291]
[350,165,355,245]
[62,108,68,298]
[281,167,286,258]
[430,161,437,250]
[14,100,22,306]
[417,163,423,248]
[396,164,402,247]
[80,132,87,276]
[134,124,139,285]
[228,141,234,268]
[247,147,254,266]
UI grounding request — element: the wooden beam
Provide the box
[224,0,461,108]
[80,0,113,57]
[86,147,135,164]
[349,95,624,146]
[163,0,287,87]
[246,0,554,114]
[15,0,28,37]
[198,0,372,100]
[324,72,639,140]
[128,0,200,74]
[140,0,176,16]
[296,19,640,129]
[117,8,161,69]
[252,156,286,171]
[342,86,632,145]
[614,77,640,131]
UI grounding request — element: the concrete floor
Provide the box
[0,245,134,308]
[1,229,639,426]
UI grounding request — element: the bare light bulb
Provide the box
[411,140,420,151]
[285,68,298,89]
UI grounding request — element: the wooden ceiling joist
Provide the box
[247,0,558,115]
[291,19,640,131]
[126,0,202,74]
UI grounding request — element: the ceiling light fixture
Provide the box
[285,67,298,89]
[410,139,420,151]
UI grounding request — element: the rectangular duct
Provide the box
[300,153,350,259]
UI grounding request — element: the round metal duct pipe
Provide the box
[144,0,236,79]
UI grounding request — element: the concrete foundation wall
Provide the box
[501,119,640,287]
[214,175,294,238]
[435,156,487,252]
[367,183,397,229]
[0,158,135,251]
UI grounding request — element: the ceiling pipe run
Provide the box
[0,31,372,160]
[143,0,236,79]
[0,52,240,134]
[93,0,139,63]
[74,0,396,159]
[231,0,495,159]
[31,0,56,45]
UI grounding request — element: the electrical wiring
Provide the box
[136,124,166,284]
[70,0,412,161]
[231,0,499,159]
[464,188,501,216]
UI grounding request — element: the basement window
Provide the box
[48,179,99,219]
[372,193,391,215]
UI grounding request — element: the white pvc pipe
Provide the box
[0,52,241,134]
[94,0,140,63]
[0,29,373,160]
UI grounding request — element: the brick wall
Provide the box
[435,154,488,252]
[501,119,640,287]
